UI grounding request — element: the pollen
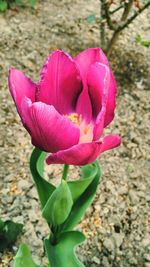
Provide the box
[65,113,82,126]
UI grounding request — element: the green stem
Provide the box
[62,164,69,181]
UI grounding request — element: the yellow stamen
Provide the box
[65,113,82,126]
[65,113,93,143]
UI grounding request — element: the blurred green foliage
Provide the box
[0,218,23,252]
[86,14,96,24]
[0,0,37,12]
[136,34,150,47]
[13,244,40,267]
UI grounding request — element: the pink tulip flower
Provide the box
[8,48,121,166]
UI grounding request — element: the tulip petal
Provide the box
[74,47,109,80]
[75,48,116,127]
[75,85,92,123]
[46,135,121,166]
[87,63,109,140]
[99,135,121,154]
[87,63,116,139]
[88,63,109,117]
[104,70,117,127]
[93,106,106,141]
[38,50,82,114]
[8,68,36,118]
[21,98,80,153]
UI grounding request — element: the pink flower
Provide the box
[8,48,121,166]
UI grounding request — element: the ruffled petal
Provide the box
[8,68,36,118]
[46,135,121,166]
[37,50,82,115]
[74,47,109,81]
[21,98,80,153]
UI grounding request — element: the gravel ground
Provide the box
[0,0,150,266]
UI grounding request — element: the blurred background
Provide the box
[0,0,150,266]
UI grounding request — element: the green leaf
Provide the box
[42,180,73,226]
[45,231,85,267]
[0,219,4,231]
[86,14,96,23]
[62,161,101,231]
[15,0,23,6]
[68,164,97,202]
[0,219,23,252]
[13,244,40,267]
[30,148,55,209]
[136,34,150,47]
[0,0,8,12]
[28,0,37,7]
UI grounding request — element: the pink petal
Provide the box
[37,50,82,115]
[74,48,110,123]
[8,68,36,118]
[87,63,117,139]
[75,84,92,123]
[93,106,106,141]
[87,63,110,140]
[88,63,109,117]
[21,98,80,153]
[46,135,121,166]
[74,47,109,81]
[104,70,117,127]
[100,135,121,153]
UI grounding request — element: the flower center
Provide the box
[65,113,93,143]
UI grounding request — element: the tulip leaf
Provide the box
[0,219,5,230]
[0,219,23,252]
[68,164,97,202]
[30,148,55,209]
[0,0,7,12]
[42,180,73,226]
[13,244,40,267]
[45,231,85,267]
[28,0,37,7]
[62,161,101,231]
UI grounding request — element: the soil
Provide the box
[0,0,150,267]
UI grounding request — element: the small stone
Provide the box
[5,174,14,182]
[27,187,38,199]
[118,186,128,195]
[105,181,114,192]
[92,256,100,265]
[129,257,138,265]
[103,238,115,252]
[144,254,150,262]
[142,238,150,247]
[128,190,139,205]
[5,196,14,204]
[13,215,24,224]
[18,179,30,190]
[28,210,39,223]
[112,233,124,248]
[102,256,109,267]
